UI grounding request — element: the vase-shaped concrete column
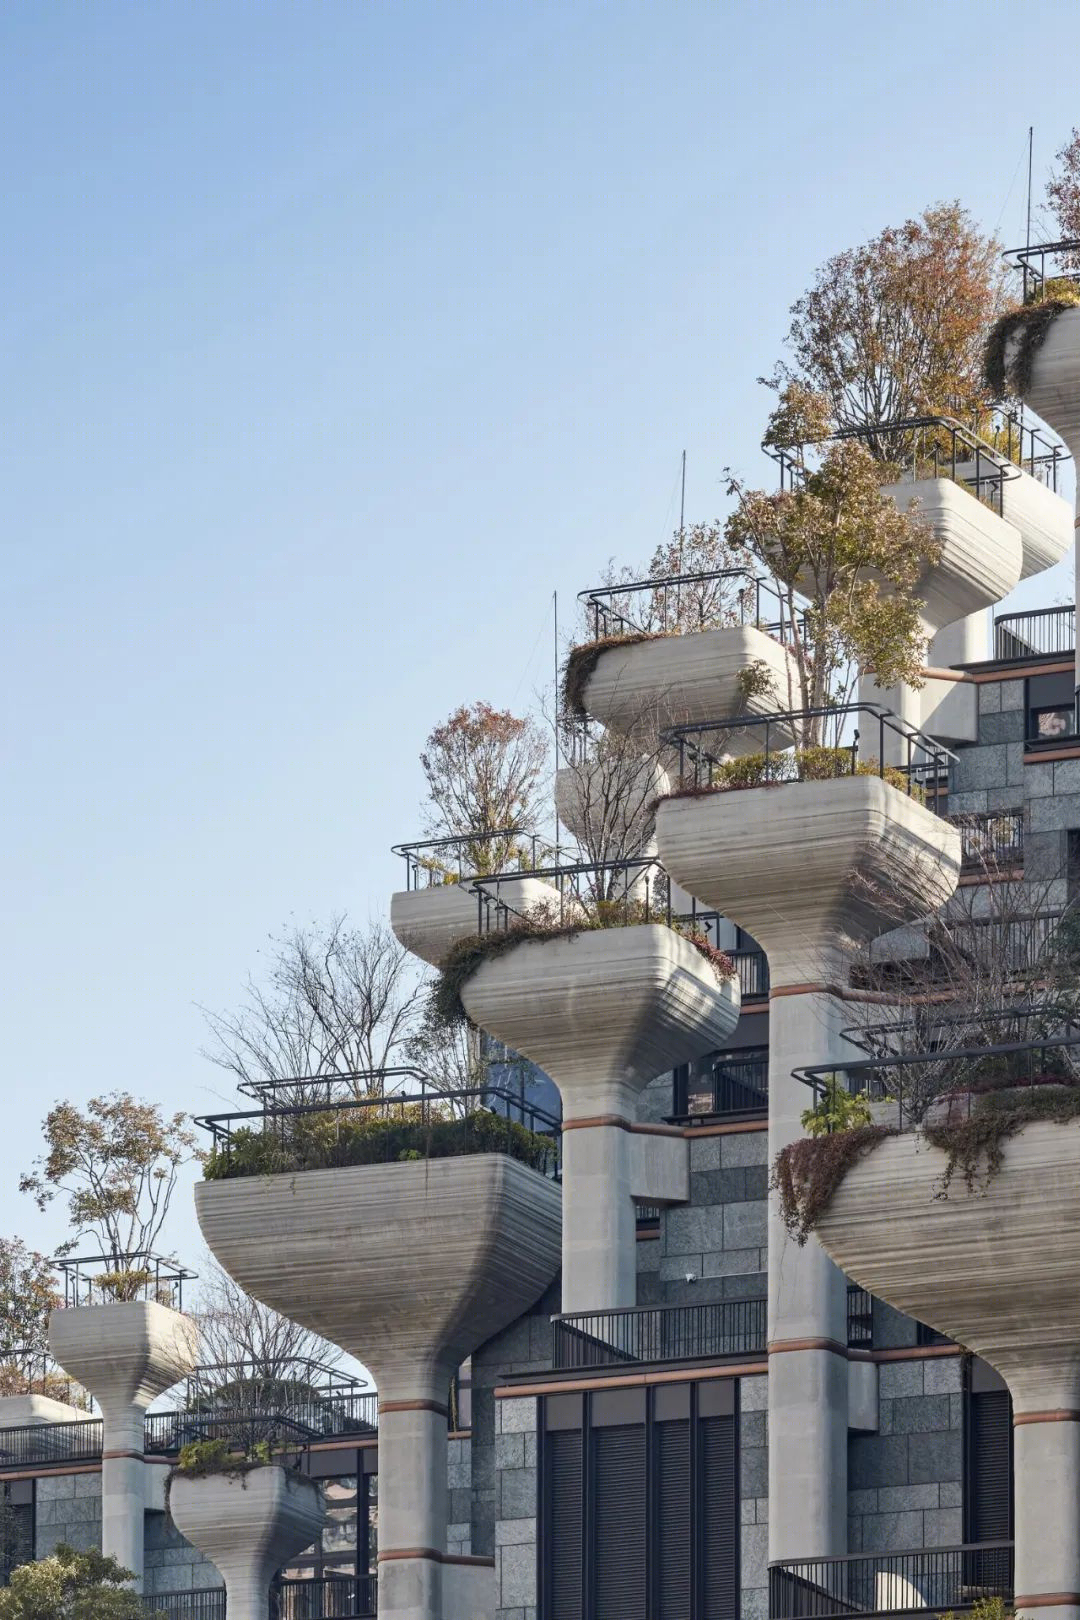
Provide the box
[1010,307,1080,695]
[656,777,960,1565]
[459,923,740,1313]
[197,1154,560,1620]
[50,1302,199,1588]
[815,1120,1080,1620]
[169,1466,325,1620]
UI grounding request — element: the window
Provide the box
[965,1360,1013,1588]
[539,1382,739,1620]
[280,1453,377,1584]
[1026,672,1076,743]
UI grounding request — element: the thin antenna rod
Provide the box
[552,589,559,853]
[679,449,686,533]
[1026,125,1034,250]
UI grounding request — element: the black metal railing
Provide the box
[794,1023,1080,1132]
[197,1084,562,1183]
[551,1299,766,1370]
[0,1345,84,1408]
[992,406,1069,490]
[274,1574,377,1618]
[143,1592,226,1620]
[144,1410,320,1459]
[951,809,1024,870]
[661,704,953,811]
[1004,236,1080,300]
[993,604,1075,660]
[769,1541,1013,1619]
[56,1253,197,1313]
[673,1046,769,1121]
[846,1285,873,1349]
[391,830,547,890]
[0,1418,103,1470]
[180,1360,375,1439]
[576,566,800,645]
[731,949,770,1000]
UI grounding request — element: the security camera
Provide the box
[685,1271,697,1284]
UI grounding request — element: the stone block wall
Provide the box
[144,1508,223,1596]
[640,1127,768,1309]
[740,1373,769,1620]
[34,1471,101,1557]
[492,1394,538,1620]
[447,1434,473,1558]
[848,1355,964,1552]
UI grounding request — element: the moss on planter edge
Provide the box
[984,290,1080,399]
[561,632,663,718]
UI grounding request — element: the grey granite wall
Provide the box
[492,1393,538,1620]
[34,1472,101,1557]
[740,1372,769,1620]
[447,1434,473,1558]
[848,1356,964,1553]
[640,1127,768,1309]
[144,1509,223,1597]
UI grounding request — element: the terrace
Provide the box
[550,1297,766,1371]
[769,1542,1014,1620]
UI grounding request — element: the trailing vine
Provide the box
[561,632,661,718]
[984,287,1080,398]
[772,1126,893,1247]
[434,912,735,1029]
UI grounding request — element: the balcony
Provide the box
[769,1542,1013,1619]
[0,1417,102,1469]
[951,809,1024,872]
[142,1576,380,1618]
[993,604,1075,661]
[673,1044,769,1121]
[143,1594,226,1620]
[550,1298,766,1370]
[55,1252,198,1311]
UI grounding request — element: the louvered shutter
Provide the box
[592,1424,646,1620]
[969,1389,1014,1541]
[656,1418,691,1619]
[546,1428,583,1619]
[699,1414,737,1620]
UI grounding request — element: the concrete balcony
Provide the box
[814,1118,1080,1620]
[389,875,562,967]
[575,623,800,756]
[1015,305,1080,463]
[458,922,739,1311]
[196,1151,559,1620]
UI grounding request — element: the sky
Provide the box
[3,0,1079,1279]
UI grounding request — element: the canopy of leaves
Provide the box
[420,702,549,876]
[202,915,423,1098]
[19,1094,197,1269]
[727,388,940,742]
[770,202,1004,451]
[1048,128,1080,243]
[0,1239,60,1356]
[0,1545,151,1620]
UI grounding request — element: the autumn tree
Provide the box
[0,1240,60,1356]
[0,1545,149,1619]
[1048,129,1080,242]
[19,1095,197,1295]
[769,203,1004,456]
[202,915,423,1097]
[725,386,940,745]
[420,702,549,877]
[581,523,757,641]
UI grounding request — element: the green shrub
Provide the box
[663,746,921,800]
[203,1109,557,1182]
[800,1076,873,1137]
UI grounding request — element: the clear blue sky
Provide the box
[3,0,1078,1272]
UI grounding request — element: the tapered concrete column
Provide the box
[50,1302,198,1588]
[814,1121,1080,1620]
[197,1155,560,1620]
[656,776,960,1563]
[169,1466,325,1620]
[1009,307,1080,696]
[458,924,740,1312]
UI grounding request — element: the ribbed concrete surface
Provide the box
[882,477,1022,633]
[50,1301,199,1412]
[460,923,740,1119]
[390,877,563,968]
[951,459,1073,579]
[169,1467,326,1620]
[581,624,799,753]
[815,1120,1080,1412]
[1019,307,1080,463]
[196,1155,561,1399]
[654,775,961,985]
[554,756,670,844]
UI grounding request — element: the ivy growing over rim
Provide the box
[561,632,661,719]
[433,912,735,1031]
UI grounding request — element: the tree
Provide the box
[193,1259,341,1382]
[202,916,424,1097]
[19,1096,196,1294]
[581,523,758,641]
[770,203,1004,454]
[1048,129,1080,242]
[0,1545,150,1619]
[0,1240,60,1356]
[420,702,549,877]
[724,387,940,744]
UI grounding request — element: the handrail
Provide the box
[1004,236,1080,300]
[551,1298,766,1370]
[993,604,1075,661]
[55,1252,197,1312]
[574,566,800,645]
[391,830,546,890]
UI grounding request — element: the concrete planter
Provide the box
[814,1119,1080,1619]
[579,624,799,754]
[654,774,961,987]
[460,923,738,1311]
[50,1301,199,1587]
[1015,305,1080,462]
[168,1465,324,1620]
[390,876,562,967]
[196,1156,559,1620]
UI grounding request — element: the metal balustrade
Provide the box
[846,1285,873,1349]
[731,948,770,1000]
[143,1592,226,1619]
[769,1541,1013,1619]
[0,1418,103,1469]
[275,1575,377,1618]
[952,809,1024,870]
[551,1298,766,1370]
[993,605,1075,661]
